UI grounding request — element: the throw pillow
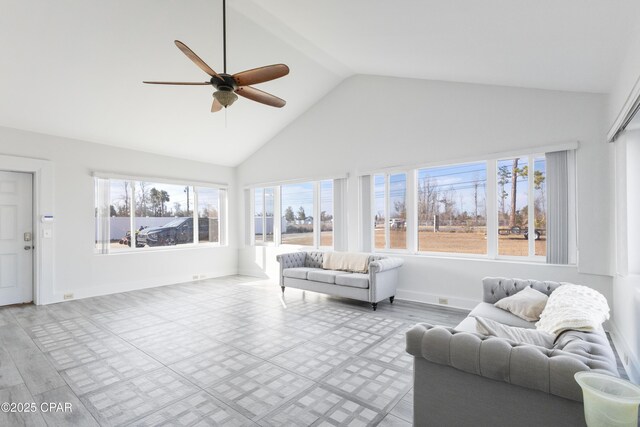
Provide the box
[475,316,554,348]
[494,286,548,322]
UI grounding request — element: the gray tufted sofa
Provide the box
[406,277,619,426]
[276,251,404,310]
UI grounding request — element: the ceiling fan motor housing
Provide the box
[211,74,237,91]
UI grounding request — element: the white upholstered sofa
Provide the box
[276,251,404,310]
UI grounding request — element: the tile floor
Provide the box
[0,275,468,426]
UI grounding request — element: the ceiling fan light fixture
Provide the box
[213,89,238,107]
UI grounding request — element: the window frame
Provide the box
[371,171,411,254]
[369,151,556,263]
[94,176,227,254]
[250,179,336,250]
[252,186,279,246]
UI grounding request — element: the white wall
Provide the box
[237,75,614,308]
[608,23,640,131]
[612,129,640,383]
[0,126,238,304]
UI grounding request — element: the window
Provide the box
[196,187,219,244]
[368,149,566,263]
[417,162,487,254]
[374,173,407,251]
[320,180,334,247]
[281,182,314,246]
[251,179,336,248]
[497,156,546,258]
[253,187,275,243]
[95,177,226,253]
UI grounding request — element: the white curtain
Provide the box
[95,177,110,254]
[360,175,372,252]
[546,151,570,264]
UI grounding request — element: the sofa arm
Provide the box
[276,252,306,287]
[276,252,306,269]
[369,257,404,273]
[406,323,600,402]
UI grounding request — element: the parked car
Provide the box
[120,226,148,247]
[136,217,210,247]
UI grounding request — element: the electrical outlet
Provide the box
[63,293,73,300]
[438,297,449,305]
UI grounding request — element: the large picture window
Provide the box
[95,177,226,253]
[368,150,565,263]
[418,162,487,254]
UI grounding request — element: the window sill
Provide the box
[372,250,575,267]
[96,242,227,255]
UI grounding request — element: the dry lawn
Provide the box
[374,229,546,256]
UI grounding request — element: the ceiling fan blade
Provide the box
[211,98,223,112]
[143,81,211,85]
[236,86,286,108]
[174,40,222,80]
[232,64,290,86]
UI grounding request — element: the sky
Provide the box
[277,180,333,218]
[374,157,546,219]
[109,180,219,217]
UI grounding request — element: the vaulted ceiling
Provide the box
[1,0,639,166]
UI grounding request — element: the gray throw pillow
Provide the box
[476,316,554,348]
[494,286,548,322]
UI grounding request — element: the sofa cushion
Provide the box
[283,267,322,280]
[307,269,350,284]
[335,273,370,289]
[469,303,534,329]
[494,286,548,322]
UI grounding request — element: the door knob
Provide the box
[24,246,31,250]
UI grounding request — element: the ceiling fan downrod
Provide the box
[222,0,227,74]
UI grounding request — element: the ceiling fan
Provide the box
[143,0,289,112]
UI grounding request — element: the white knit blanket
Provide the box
[535,283,610,336]
[322,252,370,273]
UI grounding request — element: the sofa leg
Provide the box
[371,303,378,311]
[281,286,285,294]
[389,296,395,304]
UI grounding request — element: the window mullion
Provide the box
[406,170,417,253]
[193,187,199,244]
[129,180,137,250]
[528,157,535,257]
[486,160,498,258]
[385,174,390,250]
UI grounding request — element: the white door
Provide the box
[0,171,33,305]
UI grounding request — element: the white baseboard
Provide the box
[395,288,478,310]
[608,321,640,384]
[43,269,239,305]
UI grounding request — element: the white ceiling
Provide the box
[1,0,639,166]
